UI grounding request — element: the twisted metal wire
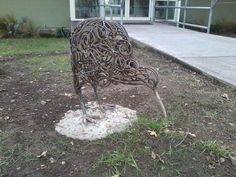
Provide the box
[70,19,167,118]
[70,19,159,92]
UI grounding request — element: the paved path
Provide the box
[125,23,236,88]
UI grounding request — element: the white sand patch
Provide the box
[55,102,137,140]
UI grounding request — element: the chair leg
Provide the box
[78,88,86,115]
[92,84,101,107]
[78,88,97,123]
[153,89,167,118]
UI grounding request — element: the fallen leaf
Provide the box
[156,153,165,164]
[147,130,158,137]
[151,151,165,164]
[219,157,225,163]
[40,164,46,169]
[129,95,135,98]
[151,151,156,159]
[177,130,185,136]
[221,93,229,100]
[163,128,171,134]
[64,93,72,97]
[49,157,56,163]
[188,132,196,138]
[162,86,167,89]
[40,100,47,106]
[208,164,215,169]
[4,116,10,120]
[37,151,47,158]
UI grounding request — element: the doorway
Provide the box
[103,0,152,21]
[155,0,181,22]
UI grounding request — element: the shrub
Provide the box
[56,27,70,38]
[211,22,236,34]
[0,15,18,38]
[21,18,37,37]
[0,15,36,38]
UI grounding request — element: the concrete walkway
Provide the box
[125,23,236,88]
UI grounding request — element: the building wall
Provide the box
[0,0,235,29]
[181,0,236,24]
[0,0,70,28]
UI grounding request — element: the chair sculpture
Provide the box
[70,19,167,122]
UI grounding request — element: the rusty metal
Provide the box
[70,19,167,119]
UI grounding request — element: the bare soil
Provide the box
[0,46,236,177]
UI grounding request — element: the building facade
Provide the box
[0,0,235,29]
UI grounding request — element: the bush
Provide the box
[21,18,36,37]
[56,27,70,38]
[0,15,36,38]
[211,22,236,34]
[0,15,18,38]
[211,24,225,34]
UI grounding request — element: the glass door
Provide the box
[129,0,150,18]
[155,0,180,22]
[75,0,100,19]
[104,0,125,18]
[128,0,152,21]
[101,0,153,21]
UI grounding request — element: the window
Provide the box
[75,0,100,18]
[129,0,149,17]
[155,0,180,21]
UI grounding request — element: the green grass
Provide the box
[96,118,171,176]
[204,111,219,120]
[137,117,172,133]
[0,131,16,171]
[196,140,231,157]
[97,116,233,176]
[0,38,69,57]
[20,55,71,74]
[99,149,140,174]
[21,148,35,162]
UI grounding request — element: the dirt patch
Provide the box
[0,69,7,76]
[0,47,236,177]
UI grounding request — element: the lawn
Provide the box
[0,38,69,57]
[0,38,235,177]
